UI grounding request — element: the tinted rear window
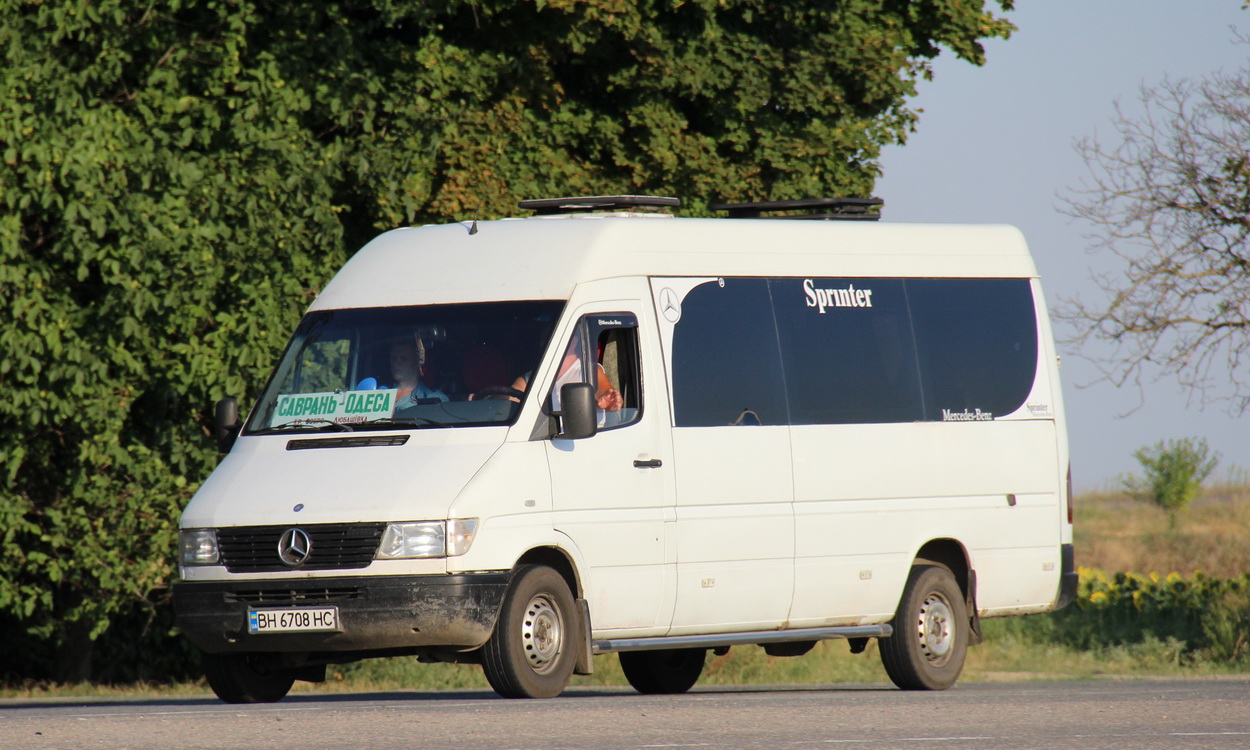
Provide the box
[772,278,924,425]
[907,278,1038,422]
[668,276,1038,427]
[671,278,789,427]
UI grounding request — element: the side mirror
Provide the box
[555,383,597,440]
[214,397,240,453]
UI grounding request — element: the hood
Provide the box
[180,427,508,528]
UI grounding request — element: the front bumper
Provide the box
[173,572,510,655]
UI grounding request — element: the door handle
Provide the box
[633,459,663,468]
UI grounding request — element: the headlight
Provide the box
[376,519,478,559]
[179,529,219,565]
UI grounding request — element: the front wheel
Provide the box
[481,565,578,698]
[619,648,706,694]
[202,653,295,704]
[879,564,968,690]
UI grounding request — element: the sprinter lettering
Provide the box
[803,278,874,314]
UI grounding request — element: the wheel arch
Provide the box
[516,545,581,599]
[912,537,982,645]
[913,538,972,598]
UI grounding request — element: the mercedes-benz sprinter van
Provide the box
[173,196,1075,702]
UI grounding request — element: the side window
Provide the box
[671,278,788,426]
[549,313,642,430]
[771,278,924,424]
[906,278,1038,421]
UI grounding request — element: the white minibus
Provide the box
[173,195,1075,702]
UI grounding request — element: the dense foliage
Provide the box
[0,0,1013,682]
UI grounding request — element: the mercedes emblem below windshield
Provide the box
[278,527,312,566]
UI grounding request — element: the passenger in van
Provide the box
[355,334,448,405]
[495,335,621,412]
[548,335,622,413]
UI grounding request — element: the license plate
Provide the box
[248,607,339,634]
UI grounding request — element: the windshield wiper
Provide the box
[360,416,446,429]
[251,419,355,435]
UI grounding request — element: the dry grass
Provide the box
[1074,481,1250,577]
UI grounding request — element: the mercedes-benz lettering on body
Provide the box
[173,195,1075,703]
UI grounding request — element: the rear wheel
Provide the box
[202,653,295,704]
[619,648,706,694]
[879,564,968,690]
[481,565,578,698]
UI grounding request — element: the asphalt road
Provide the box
[4,680,1249,750]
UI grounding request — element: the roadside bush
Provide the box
[0,588,198,686]
[1124,438,1219,528]
[1201,586,1250,663]
[999,567,1250,665]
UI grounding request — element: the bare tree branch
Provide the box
[1058,33,1250,415]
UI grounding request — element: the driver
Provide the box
[388,334,448,405]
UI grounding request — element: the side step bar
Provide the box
[593,624,893,654]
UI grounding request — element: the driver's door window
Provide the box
[549,314,642,430]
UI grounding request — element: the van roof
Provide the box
[311,215,1036,311]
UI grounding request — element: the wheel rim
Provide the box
[916,591,954,666]
[521,593,563,674]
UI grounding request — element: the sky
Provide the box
[875,1,1248,491]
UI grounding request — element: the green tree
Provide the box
[1124,438,1220,529]
[0,0,1013,683]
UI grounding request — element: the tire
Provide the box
[619,648,706,694]
[879,564,968,691]
[202,652,296,704]
[481,565,578,699]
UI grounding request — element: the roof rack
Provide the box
[709,197,883,221]
[519,195,681,215]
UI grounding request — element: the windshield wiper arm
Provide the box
[361,416,446,429]
[251,419,355,434]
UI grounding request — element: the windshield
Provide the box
[245,301,564,434]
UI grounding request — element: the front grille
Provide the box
[217,523,386,573]
[223,587,366,605]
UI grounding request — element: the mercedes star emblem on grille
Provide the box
[277,527,312,566]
